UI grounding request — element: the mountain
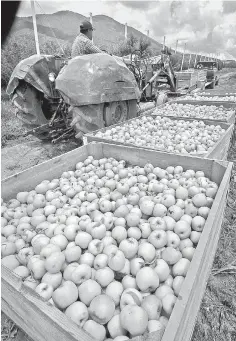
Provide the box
[9,10,163,53]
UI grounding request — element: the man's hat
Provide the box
[80,20,95,31]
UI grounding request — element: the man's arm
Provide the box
[85,40,104,54]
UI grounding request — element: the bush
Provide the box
[1,31,72,88]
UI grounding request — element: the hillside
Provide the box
[10,10,163,52]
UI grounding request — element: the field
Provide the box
[1,69,236,341]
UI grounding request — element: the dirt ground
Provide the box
[1,69,236,341]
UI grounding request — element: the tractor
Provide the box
[195,61,220,89]
[6,53,140,142]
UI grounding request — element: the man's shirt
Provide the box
[71,33,103,58]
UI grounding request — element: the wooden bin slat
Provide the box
[1,143,233,341]
[85,114,234,161]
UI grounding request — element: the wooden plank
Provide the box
[1,266,93,341]
[1,143,232,341]
[85,115,233,161]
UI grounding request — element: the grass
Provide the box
[1,94,28,148]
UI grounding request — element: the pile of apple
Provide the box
[181,94,236,102]
[154,103,233,121]
[94,116,226,155]
[1,156,219,341]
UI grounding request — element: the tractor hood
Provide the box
[6,55,60,98]
[55,53,140,106]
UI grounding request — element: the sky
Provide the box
[17,0,236,58]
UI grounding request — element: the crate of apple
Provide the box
[93,116,226,156]
[1,156,219,341]
[181,95,236,102]
[154,103,234,121]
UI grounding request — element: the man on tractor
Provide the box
[71,20,103,57]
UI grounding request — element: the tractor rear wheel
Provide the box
[12,83,50,129]
[70,99,137,139]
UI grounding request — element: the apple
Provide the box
[138,242,156,263]
[35,283,54,300]
[182,246,195,261]
[105,281,124,306]
[108,249,126,272]
[136,267,159,293]
[75,231,92,249]
[119,238,138,259]
[179,238,193,252]
[2,225,16,238]
[166,231,180,248]
[180,214,192,225]
[23,276,40,290]
[52,280,78,309]
[65,301,88,327]
[91,224,106,240]
[50,234,68,250]
[89,294,115,324]
[107,314,127,339]
[103,244,118,257]
[94,254,108,270]
[63,263,79,281]
[162,247,182,265]
[164,275,174,287]
[120,288,142,310]
[40,244,62,260]
[114,217,126,227]
[30,258,46,280]
[140,199,155,216]
[198,206,210,219]
[148,230,167,249]
[78,279,102,306]
[42,272,62,290]
[147,320,165,334]
[120,305,148,337]
[83,320,106,341]
[71,264,92,285]
[114,205,129,218]
[2,255,20,270]
[185,203,198,218]
[191,216,206,232]
[127,226,141,240]
[172,258,191,277]
[155,284,174,300]
[130,258,145,276]
[173,275,185,296]
[161,194,176,208]
[149,217,167,231]
[1,242,16,257]
[190,231,201,244]
[44,251,65,274]
[65,246,81,263]
[162,293,177,317]
[95,267,115,287]
[174,220,191,239]
[16,247,34,265]
[112,226,127,244]
[15,238,27,252]
[139,222,152,238]
[141,294,162,320]
[122,275,138,289]
[64,225,78,241]
[154,259,170,282]
[88,239,104,256]
[192,193,208,208]
[153,204,167,217]
[168,205,184,221]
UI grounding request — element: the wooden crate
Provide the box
[1,143,233,341]
[170,100,236,124]
[85,115,234,161]
[197,89,236,96]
